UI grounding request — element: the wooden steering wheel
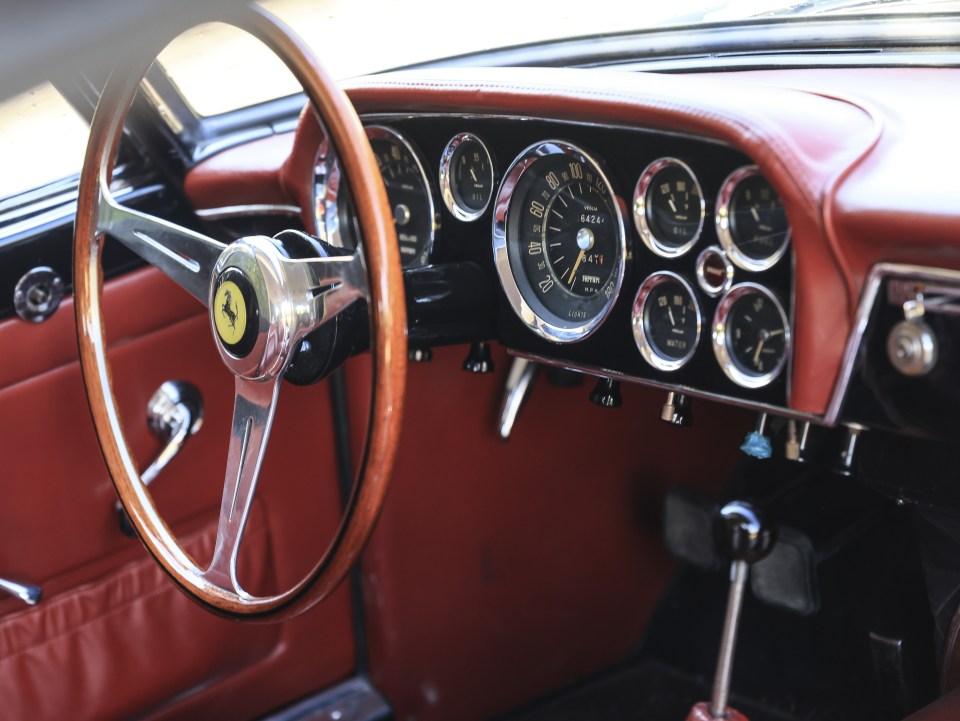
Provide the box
[74,5,406,620]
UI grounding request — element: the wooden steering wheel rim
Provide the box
[73,6,406,620]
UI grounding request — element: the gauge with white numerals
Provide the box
[493,140,627,343]
[712,283,790,388]
[632,272,701,372]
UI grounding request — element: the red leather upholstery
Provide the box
[0,268,356,720]
[904,688,960,721]
[356,345,752,721]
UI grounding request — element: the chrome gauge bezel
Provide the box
[712,282,791,389]
[632,271,702,372]
[439,132,496,222]
[313,124,439,268]
[715,164,791,272]
[492,140,627,344]
[633,157,705,259]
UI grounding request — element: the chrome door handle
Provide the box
[117,381,203,536]
[0,577,42,605]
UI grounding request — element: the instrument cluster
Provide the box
[312,116,794,412]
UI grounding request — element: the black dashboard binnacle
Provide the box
[316,115,795,415]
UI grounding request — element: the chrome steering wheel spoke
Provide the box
[203,375,281,596]
[97,183,226,307]
[282,251,367,338]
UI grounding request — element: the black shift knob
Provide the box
[714,501,776,565]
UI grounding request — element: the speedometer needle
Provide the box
[568,249,586,288]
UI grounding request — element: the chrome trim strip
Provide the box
[712,282,791,389]
[715,165,790,273]
[823,263,960,426]
[510,348,819,423]
[438,132,496,222]
[633,157,705,259]
[0,183,147,243]
[258,676,390,721]
[632,270,702,372]
[195,204,300,220]
[492,139,628,344]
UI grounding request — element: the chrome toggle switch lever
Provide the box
[707,501,776,719]
[0,577,42,605]
[499,358,539,440]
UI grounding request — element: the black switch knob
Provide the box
[714,501,776,565]
[463,342,494,373]
[589,378,622,408]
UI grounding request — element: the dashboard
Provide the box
[307,116,795,414]
[178,65,960,435]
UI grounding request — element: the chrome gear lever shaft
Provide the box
[709,501,776,718]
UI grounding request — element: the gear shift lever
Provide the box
[687,501,776,721]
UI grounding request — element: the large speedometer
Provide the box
[493,141,627,343]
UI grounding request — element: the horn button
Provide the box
[209,236,306,382]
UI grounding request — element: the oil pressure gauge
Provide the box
[713,283,790,388]
[440,133,496,221]
[634,157,705,258]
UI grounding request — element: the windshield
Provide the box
[158,0,958,117]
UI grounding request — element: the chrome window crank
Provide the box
[117,381,203,536]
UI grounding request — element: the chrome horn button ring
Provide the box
[209,236,303,383]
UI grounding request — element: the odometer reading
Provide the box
[493,141,627,343]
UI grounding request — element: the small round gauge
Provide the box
[313,125,439,269]
[439,133,496,221]
[632,271,701,372]
[716,165,790,272]
[712,283,790,388]
[493,140,627,344]
[634,157,705,258]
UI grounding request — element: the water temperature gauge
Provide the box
[632,271,702,372]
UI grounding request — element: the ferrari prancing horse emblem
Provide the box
[213,280,246,346]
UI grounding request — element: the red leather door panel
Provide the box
[0,268,356,721]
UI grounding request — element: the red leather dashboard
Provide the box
[184,65,960,420]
